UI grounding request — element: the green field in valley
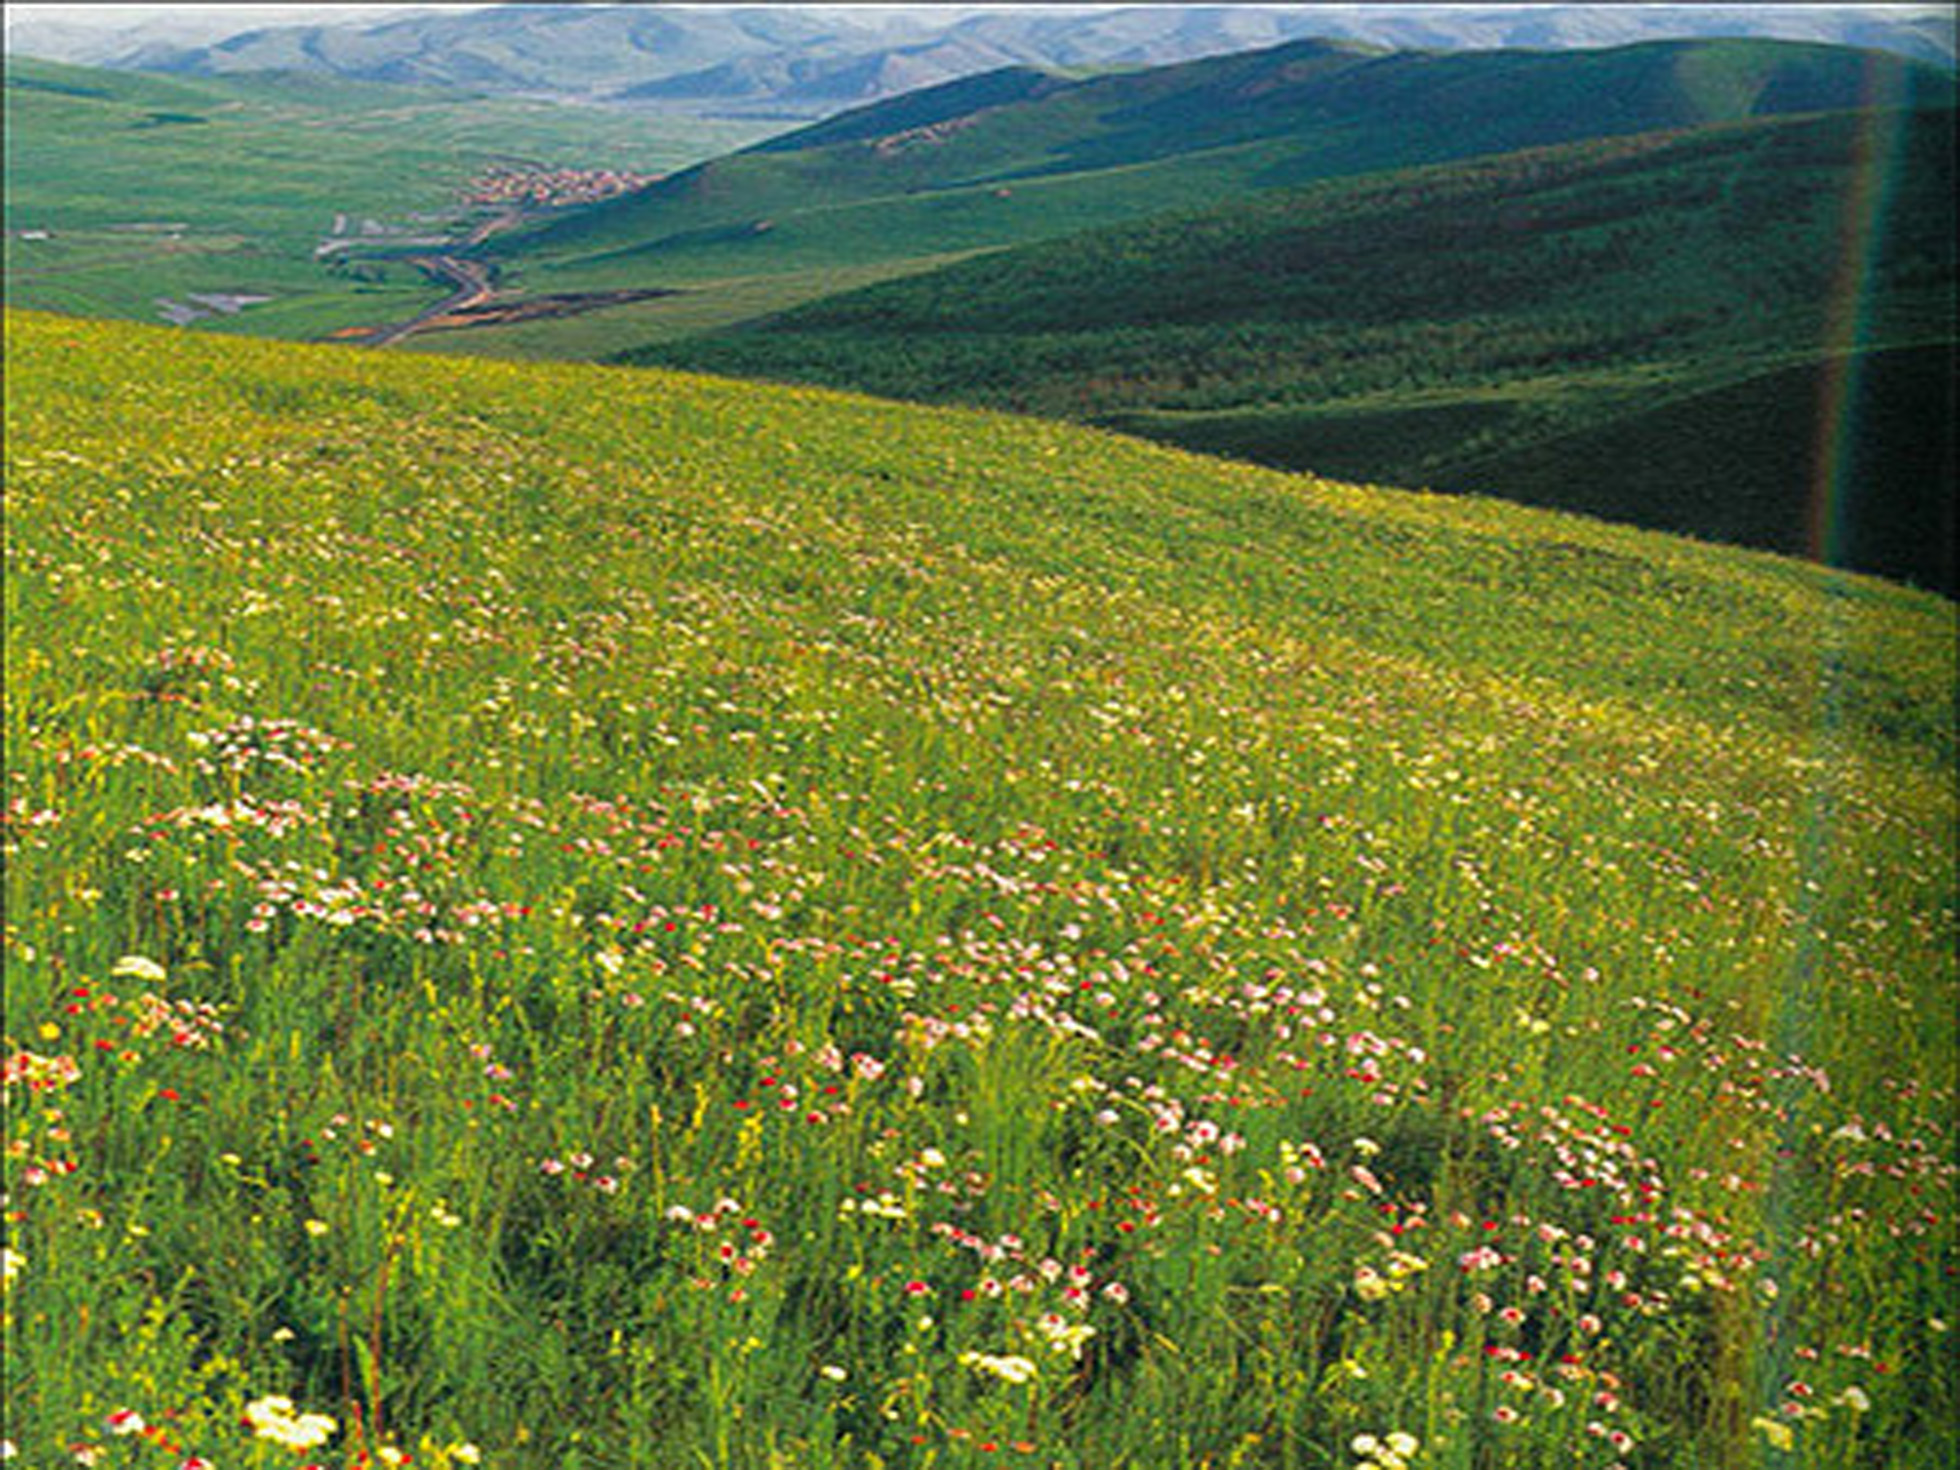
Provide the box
[5,308,1955,1467]
[3,55,777,340]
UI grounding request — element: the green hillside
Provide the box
[625,105,1957,589]
[6,308,1955,1467]
[488,35,1954,298]
[2,54,775,338]
[1320,342,1957,589]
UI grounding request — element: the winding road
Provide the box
[361,255,496,347]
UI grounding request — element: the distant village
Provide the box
[462,165,664,210]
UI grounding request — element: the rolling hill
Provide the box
[6,304,1955,1467]
[470,33,1955,344]
[622,104,1957,590]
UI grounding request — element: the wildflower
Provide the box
[303,1219,330,1237]
[1751,1416,1794,1451]
[1034,1313,1096,1359]
[960,1351,1038,1385]
[243,1395,337,1450]
[112,956,168,983]
[1353,1429,1419,1468]
[820,1365,848,1382]
[451,1446,482,1465]
[105,1410,146,1436]
[1385,1251,1428,1282]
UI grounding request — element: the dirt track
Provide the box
[416,287,676,333]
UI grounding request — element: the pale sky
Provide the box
[6,4,467,27]
[8,2,1951,45]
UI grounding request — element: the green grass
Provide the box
[3,55,778,337]
[406,253,989,362]
[5,307,1955,1467]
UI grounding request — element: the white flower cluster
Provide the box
[1352,1429,1420,1468]
[243,1394,337,1450]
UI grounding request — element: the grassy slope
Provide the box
[5,309,1955,1467]
[626,106,1957,590]
[3,55,776,337]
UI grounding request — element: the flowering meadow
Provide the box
[4,309,1954,1467]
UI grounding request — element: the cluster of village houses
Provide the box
[461,165,663,209]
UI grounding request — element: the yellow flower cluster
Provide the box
[1034,1313,1096,1360]
[959,1350,1039,1384]
[1354,1252,1428,1301]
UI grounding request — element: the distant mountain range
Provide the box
[1,7,444,67]
[11,4,1953,115]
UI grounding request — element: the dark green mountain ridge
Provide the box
[622,102,1956,590]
